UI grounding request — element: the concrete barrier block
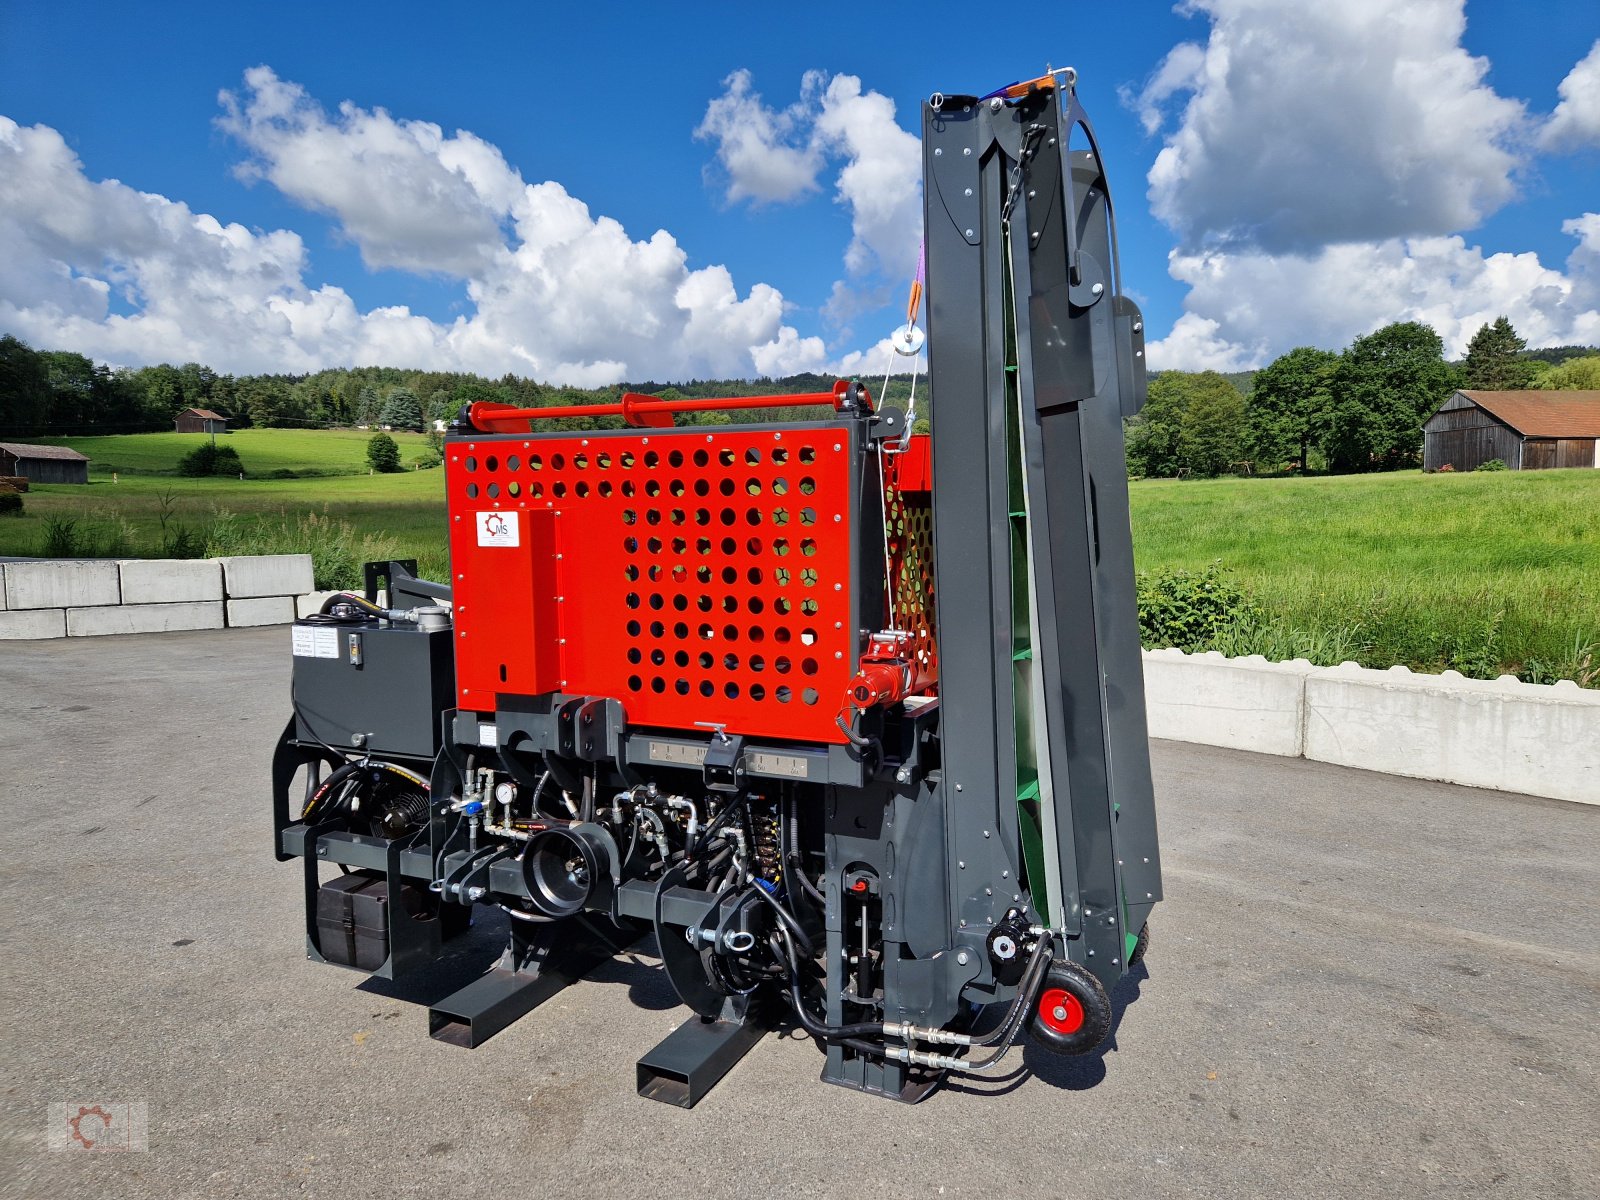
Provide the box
[1141,648,1315,757]
[1304,667,1600,806]
[3,560,120,610]
[219,554,315,599]
[67,602,225,636]
[227,596,296,627]
[0,608,66,639]
[119,559,224,604]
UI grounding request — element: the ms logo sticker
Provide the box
[476,511,520,548]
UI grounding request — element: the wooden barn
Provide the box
[1422,390,1600,471]
[0,442,91,484]
[175,407,229,435]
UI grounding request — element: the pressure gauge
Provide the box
[493,781,516,805]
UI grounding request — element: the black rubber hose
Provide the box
[318,592,385,618]
[953,932,1056,1067]
[784,796,827,907]
[772,928,884,1041]
[748,877,814,959]
[687,792,750,862]
[301,761,364,820]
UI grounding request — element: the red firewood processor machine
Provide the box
[271,69,1161,1106]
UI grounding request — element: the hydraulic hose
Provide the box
[771,929,887,1042]
[747,875,814,959]
[316,592,386,619]
[783,796,827,907]
[686,792,750,862]
[302,761,364,820]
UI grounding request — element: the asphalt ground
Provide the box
[2,628,1597,1199]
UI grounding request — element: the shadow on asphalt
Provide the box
[343,903,1152,1102]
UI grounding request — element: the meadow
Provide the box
[1129,468,1599,683]
[3,430,1596,683]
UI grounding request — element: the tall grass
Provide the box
[204,509,406,590]
[1131,468,1600,685]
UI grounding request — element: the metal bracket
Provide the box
[700,729,745,794]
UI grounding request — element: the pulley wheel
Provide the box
[520,827,604,919]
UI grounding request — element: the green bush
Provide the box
[0,490,23,517]
[1136,563,1255,652]
[267,467,300,479]
[178,442,246,477]
[366,432,402,474]
[1476,458,1507,472]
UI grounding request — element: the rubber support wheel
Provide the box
[1130,920,1150,967]
[1029,959,1112,1056]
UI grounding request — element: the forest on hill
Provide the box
[2,318,1596,476]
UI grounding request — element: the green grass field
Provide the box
[4,430,1596,682]
[1130,468,1600,682]
[36,427,436,476]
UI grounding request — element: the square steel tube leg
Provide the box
[636,1012,767,1108]
[429,914,639,1048]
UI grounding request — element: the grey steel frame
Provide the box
[918,84,1161,987]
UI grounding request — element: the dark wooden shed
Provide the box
[0,442,91,484]
[175,408,229,435]
[1422,391,1600,471]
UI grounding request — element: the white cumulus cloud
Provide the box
[1135,1,1599,370]
[697,70,923,319]
[0,70,831,383]
[694,69,826,205]
[1540,39,1600,153]
[1147,215,1600,370]
[1138,0,1528,253]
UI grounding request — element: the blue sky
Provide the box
[1,1,1597,383]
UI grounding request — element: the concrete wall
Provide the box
[0,554,320,640]
[4,562,1595,805]
[1145,649,1600,806]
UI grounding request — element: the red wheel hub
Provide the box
[1039,987,1085,1035]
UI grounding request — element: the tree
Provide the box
[367,432,402,473]
[1176,373,1246,477]
[1463,316,1536,390]
[378,387,423,432]
[1126,371,1246,477]
[0,335,51,437]
[1538,354,1600,390]
[1246,346,1338,472]
[1327,322,1460,471]
[1125,374,1187,476]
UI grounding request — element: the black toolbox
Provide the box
[316,872,414,971]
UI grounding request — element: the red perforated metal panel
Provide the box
[447,426,859,744]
